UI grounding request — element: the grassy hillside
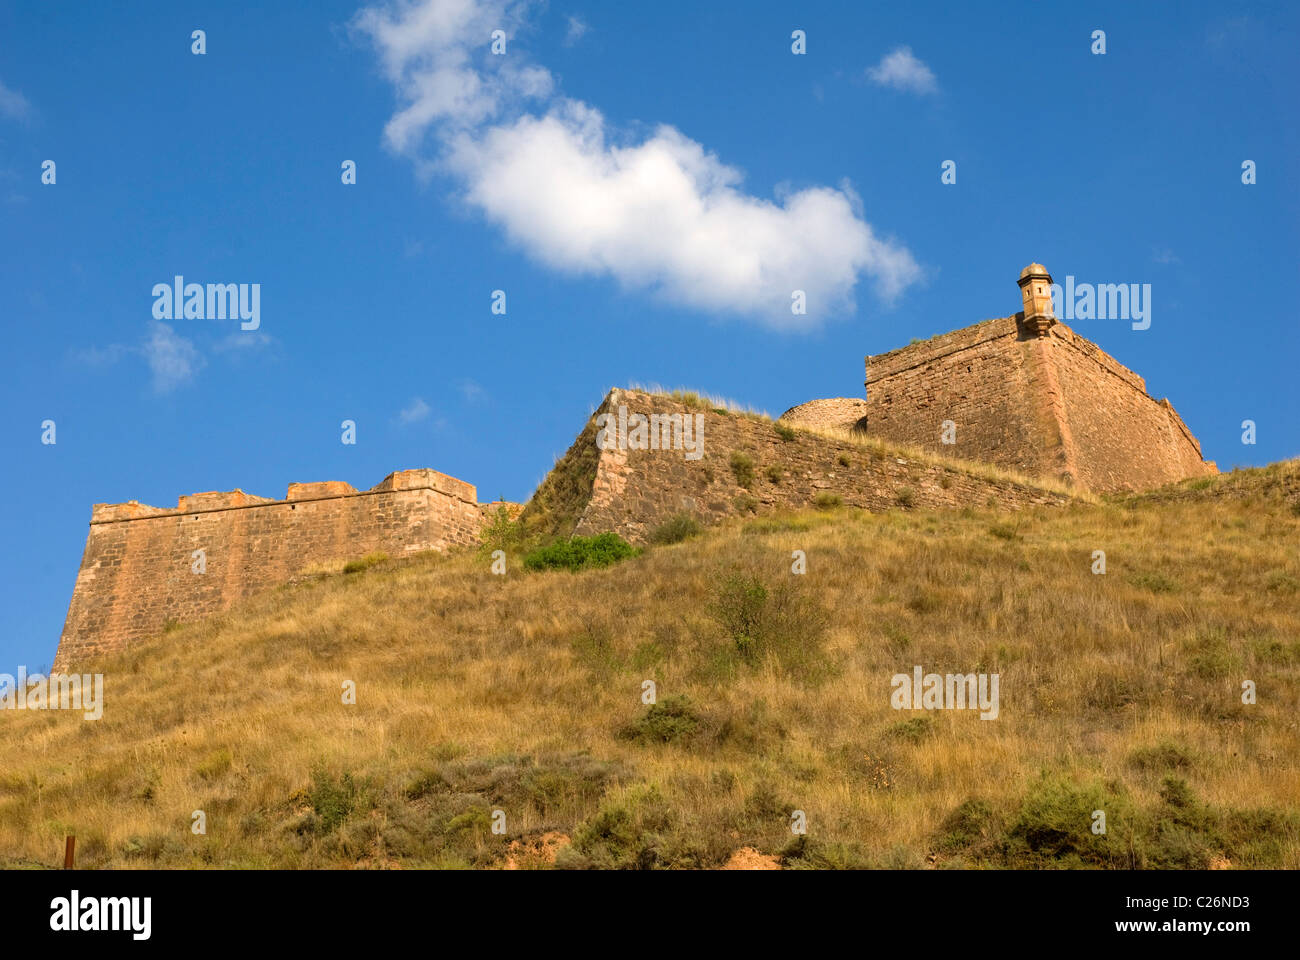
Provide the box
[3,461,1298,869]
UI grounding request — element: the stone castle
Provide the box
[53,264,1215,668]
[781,264,1216,493]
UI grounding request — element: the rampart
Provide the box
[54,469,486,668]
[521,389,1074,545]
[782,311,1216,493]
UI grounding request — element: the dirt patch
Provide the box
[504,831,571,870]
[722,847,780,870]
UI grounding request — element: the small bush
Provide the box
[709,572,832,681]
[733,493,758,514]
[730,452,755,489]
[988,523,1020,541]
[936,798,998,853]
[479,505,523,553]
[1183,631,1238,680]
[342,552,388,574]
[1129,741,1194,772]
[812,492,842,510]
[1264,570,1298,593]
[307,769,358,834]
[896,487,916,508]
[1005,774,1129,868]
[648,513,703,545]
[619,695,702,744]
[837,453,851,467]
[764,464,783,484]
[781,835,870,869]
[905,590,942,614]
[1130,572,1179,594]
[713,574,768,661]
[523,533,640,572]
[774,422,798,442]
[563,785,674,869]
[888,716,933,742]
[196,749,233,781]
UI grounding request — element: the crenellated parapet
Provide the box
[55,469,486,668]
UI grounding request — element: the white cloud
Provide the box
[143,322,204,392]
[457,377,485,401]
[564,15,588,46]
[398,396,432,423]
[72,343,132,367]
[867,46,938,95]
[213,330,275,353]
[0,79,30,120]
[355,0,920,327]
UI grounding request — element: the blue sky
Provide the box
[1,0,1296,670]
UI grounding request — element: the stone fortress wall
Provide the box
[54,264,1217,667]
[54,469,487,668]
[781,265,1216,493]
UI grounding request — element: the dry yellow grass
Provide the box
[1,461,1296,869]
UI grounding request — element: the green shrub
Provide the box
[619,695,702,744]
[479,505,524,553]
[764,464,783,484]
[562,785,674,869]
[1264,570,1298,593]
[733,493,758,514]
[1130,572,1179,593]
[774,422,798,442]
[342,552,388,574]
[1183,631,1238,680]
[936,798,999,854]
[888,716,933,742]
[896,487,916,508]
[307,769,358,834]
[709,572,831,680]
[780,835,870,869]
[730,452,755,489]
[837,453,851,467]
[812,492,842,510]
[713,574,768,661]
[1128,741,1194,772]
[1005,774,1129,868]
[649,514,703,545]
[522,533,640,572]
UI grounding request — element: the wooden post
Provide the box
[63,836,75,869]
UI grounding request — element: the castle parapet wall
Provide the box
[840,312,1214,493]
[55,469,484,668]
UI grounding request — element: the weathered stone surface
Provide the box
[781,311,1215,493]
[572,389,1072,544]
[55,469,485,668]
[778,397,869,432]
